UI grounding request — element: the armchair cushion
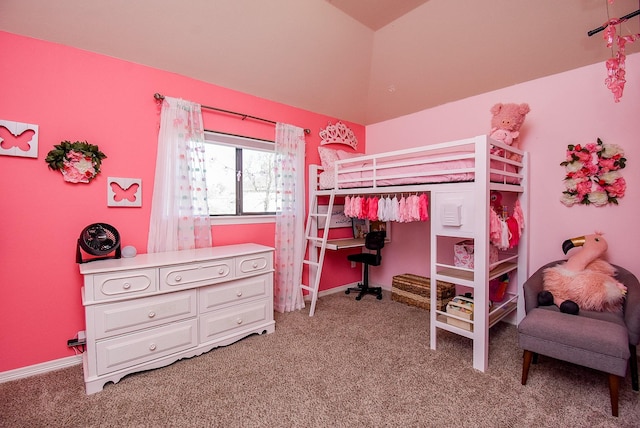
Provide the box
[519,308,630,376]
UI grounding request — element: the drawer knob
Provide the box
[252,262,258,268]
[149,343,157,351]
[236,318,243,325]
[148,311,156,318]
[218,268,225,275]
[123,282,131,290]
[236,290,243,297]
[174,275,182,282]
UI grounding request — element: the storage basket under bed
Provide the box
[391,273,456,311]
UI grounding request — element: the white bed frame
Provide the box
[301,134,529,372]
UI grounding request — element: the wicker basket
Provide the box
[391,273,455,311]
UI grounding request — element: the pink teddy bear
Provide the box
[489,128,519,156]
[488,102,530,161]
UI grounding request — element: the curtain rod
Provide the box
[154,93,310,134]
[587,8,640,36]
[204,129,274,144]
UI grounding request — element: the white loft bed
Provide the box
[302,134,529,372]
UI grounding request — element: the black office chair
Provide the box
[345,231,386,301]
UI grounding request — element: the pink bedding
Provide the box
[320,154,520,189]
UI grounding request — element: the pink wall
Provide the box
[367,53,640,287]
[0,31,364,372]
[4,29,636,374]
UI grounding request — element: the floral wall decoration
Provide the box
[45,141,106,184]
[560,138,626,207]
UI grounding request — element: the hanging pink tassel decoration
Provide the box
[513,199,525,231]
[419,193,429,221]
[490,207,503,247]
[353,196,362,219]
[398,196,407,222]
[368,196,379,221]
[408,194,419,221]
[344,195,351,217]
[359,197,369,220]
[602,17,640,102]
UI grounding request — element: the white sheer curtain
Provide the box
[273,123,306,313]
[147,96,212,253]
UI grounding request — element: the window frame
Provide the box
[204,131,277,222]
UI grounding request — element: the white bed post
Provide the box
[429,205,438,352]
[472,135,491,372]
[516,152,530,324]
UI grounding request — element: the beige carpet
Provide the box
[1,291,638,427]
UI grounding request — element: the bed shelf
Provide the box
[435,261,518,285]
[434,292,518,333]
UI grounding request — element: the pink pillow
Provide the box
[318,146,340,170]
[336,150,360,160]
[317,146,360,170]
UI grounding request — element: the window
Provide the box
[204,132,276,216]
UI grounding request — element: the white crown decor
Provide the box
[319,121,358,149]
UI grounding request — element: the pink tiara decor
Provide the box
[319,121,358,149]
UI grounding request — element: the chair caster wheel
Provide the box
[345,289,350,295]
[355,295,362,301]
[376,294,382,300]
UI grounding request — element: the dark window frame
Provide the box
[204,131,276,217]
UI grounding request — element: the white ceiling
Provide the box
[1,0,639,125]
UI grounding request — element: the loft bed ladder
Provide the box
[300,187,335,317]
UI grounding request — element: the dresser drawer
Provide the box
[91,290,197,339]
[235,252,272,278]
[199,275,269,313]
[96,319,197,376]
[199,299,270,343]
[160,259,233,291]
[92,268,157,301]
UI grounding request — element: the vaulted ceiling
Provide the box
[1,0,639,125]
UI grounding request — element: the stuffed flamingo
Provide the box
[538,233,627,315]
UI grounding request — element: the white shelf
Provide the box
[435,261,518,285]
[434,292,517,333]
[489,293,518,328]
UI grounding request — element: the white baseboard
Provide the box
[0,354,82,384]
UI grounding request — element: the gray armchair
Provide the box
[518,261,640,417]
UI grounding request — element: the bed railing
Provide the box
[327,135,524,190]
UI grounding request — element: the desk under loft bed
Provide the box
[301,134,529,372]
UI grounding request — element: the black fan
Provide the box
[76,223,121,263]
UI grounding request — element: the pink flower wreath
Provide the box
[560,138,626,207]
[45,140,107,184]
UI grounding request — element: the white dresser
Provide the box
[79,243,275,394]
